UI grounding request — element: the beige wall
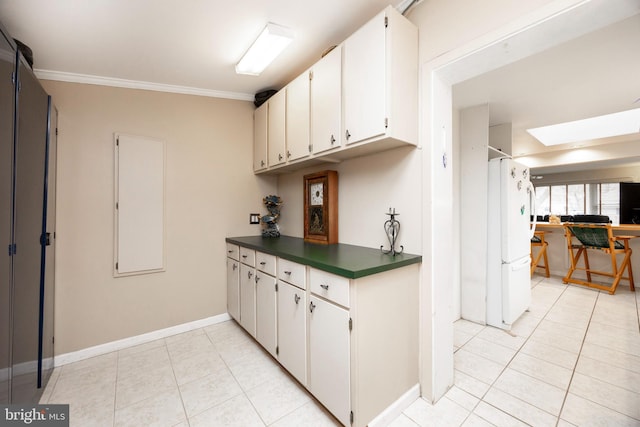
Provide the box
[43,81,276,354]
[276,146,423,254]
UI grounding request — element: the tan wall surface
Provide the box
[42,81,276,354]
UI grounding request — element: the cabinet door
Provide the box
[308,296,350,426]
[239,264,256,337]
[12,58,51,402]
[286,72,310,161]
[253,104,267,171]
[277,282,306,385]
[267,90,286,167]
[311,46,341,154]
[0,32,15,405]
[255,271,277,357]
[343,10,386,145]
[226,258,240,321]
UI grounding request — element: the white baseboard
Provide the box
[54,313,231,367]
[368,383,420,427]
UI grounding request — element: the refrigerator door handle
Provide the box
[528,181,537,240]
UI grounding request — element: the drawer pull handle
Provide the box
[284,270,292,275]
[320,284,329,290]
[242,254,247,258]
[294,294,300,304]
[228,250,233,253]
[260,261,266,266]
[309,301,316,313]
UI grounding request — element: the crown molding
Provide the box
[34,69,255,101]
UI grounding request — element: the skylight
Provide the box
[527,107,640,146]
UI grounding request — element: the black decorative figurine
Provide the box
[262,195,283,237]
[380,207,403,255]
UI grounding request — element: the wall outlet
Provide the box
[249,213,260,224]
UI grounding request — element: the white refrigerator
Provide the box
[486,157,536,330]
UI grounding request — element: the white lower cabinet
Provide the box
[226,257,240,321]
[239,263,256,337]
[308,295,351,426]
[277,281,307,385]
[255,270,277,357]
[226,241,420,427]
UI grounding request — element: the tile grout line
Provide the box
[165,335,192,427]
[553,288,600,427]
[452,280,564,426]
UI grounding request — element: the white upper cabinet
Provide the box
[253,5,417,174]
[286,72,311,161]
[253,104,267,172]
[343,13,386,145]
[268,89,286,167]
[311,46,342,155]
[343,6,418,147]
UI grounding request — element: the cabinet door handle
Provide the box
[287,150,291,158]
[261,160,265,167]
[294,294,300,304]
[330,135,336,145]
[247,271,253,279]
[309,301,316,313]
[232,263,237,271]
[255,275,260,283]
[320,284,329,290]
[345,130,351,141]
[278,153,283,161]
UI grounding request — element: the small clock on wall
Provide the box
[303,170,338,244]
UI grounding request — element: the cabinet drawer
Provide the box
[310,268,349,308]
[278,258,306,289]
[256,252,276,276]
[226,243,239,261]
[239,246,255,266]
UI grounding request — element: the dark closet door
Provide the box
[39,99,56,388]
[11,55,49,404]
[0,30,16,405]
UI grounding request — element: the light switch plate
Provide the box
[249,213,260,224]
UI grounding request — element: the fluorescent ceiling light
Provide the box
[527,108,640,146]
[236,23,293,76]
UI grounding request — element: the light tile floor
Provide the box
[41,275,640,426]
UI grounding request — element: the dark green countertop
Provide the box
[226,235,422,279]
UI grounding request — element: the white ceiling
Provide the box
[1,0,639,175]
[0,0,411,100]
[453,10,640,174]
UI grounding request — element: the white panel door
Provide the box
[226,258,240,321]
[343,10,386,145]
[115,133,164,274]
[240,264,256,337]
[502,256,531,326]
[277,281,306,385]
[286,72,310,161]
[308,296,350,426]
[311,46,342,154]
[500,159,533,262]
[255,271,277,357]
[268,90,286,167]
[253,104,267,171]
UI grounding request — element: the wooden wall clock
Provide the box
[303,170,338,244]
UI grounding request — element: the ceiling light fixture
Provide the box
[235,23,294,76]
[527,107,640,146]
